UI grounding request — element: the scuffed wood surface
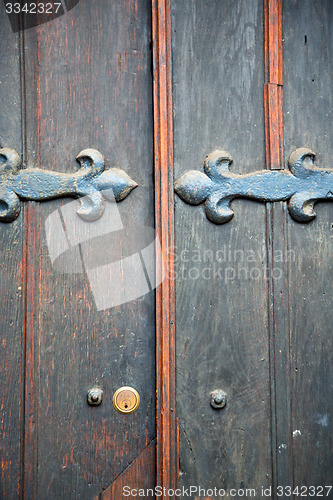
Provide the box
[172,0,272,492]
[283,0,333,486]
[0,2,23,497]
[97,440,156,499]
[21,0,156,498]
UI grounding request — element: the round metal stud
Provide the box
[87,387,103,406]
[210,389,227,409]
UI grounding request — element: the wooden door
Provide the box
[0,0,332,499]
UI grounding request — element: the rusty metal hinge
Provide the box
[0,148,137,222]
[175,148,332,224]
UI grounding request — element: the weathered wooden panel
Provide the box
[97,440,156,499]
[283,0,333,486]
[22,0,155,498]
[172,0,272,493]
[0,4,23,498]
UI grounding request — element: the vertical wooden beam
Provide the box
[21,21,40,500]
[152,0,177,495]
[264,0,284,170]
[264,0,293,495]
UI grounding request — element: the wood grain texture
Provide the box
[172,0,272,492]
[97,440,156,500]
[0,4,24,498]
[264,83,284,170]
[22,1,156,498]
[264,0,283,85]
[283,0,333,486]
[152,0,177,494]
[265,201,293,492]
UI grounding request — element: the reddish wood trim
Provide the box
[152,0,177,495]
[264,83,284,170]
[264,0,284,170]
[264,0,283,85]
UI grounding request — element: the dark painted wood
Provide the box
[283,0,333,487]
[265,201,293,493]
[97,440,156,499]
[21,1,155,498]
[0,4,23,498]
[172,0,272,492]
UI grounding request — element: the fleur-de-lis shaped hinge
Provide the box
[0,148,137,222]
[175,148,333,224]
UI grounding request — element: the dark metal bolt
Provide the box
[210,389,227,409]
[214,394,223,405]
[87,387,103,406]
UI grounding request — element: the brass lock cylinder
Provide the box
[113,386,140,414]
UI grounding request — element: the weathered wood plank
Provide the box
[0,4,24,498]
[172,0,272,491]
[265,201,293,492]
[283,0,333,486]
[22,0,155,497]
[98,440,156,499]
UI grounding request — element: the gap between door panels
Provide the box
[265,0,293,494]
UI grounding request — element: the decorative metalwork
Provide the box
[0,148,137,222]
[175,148,333,224]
